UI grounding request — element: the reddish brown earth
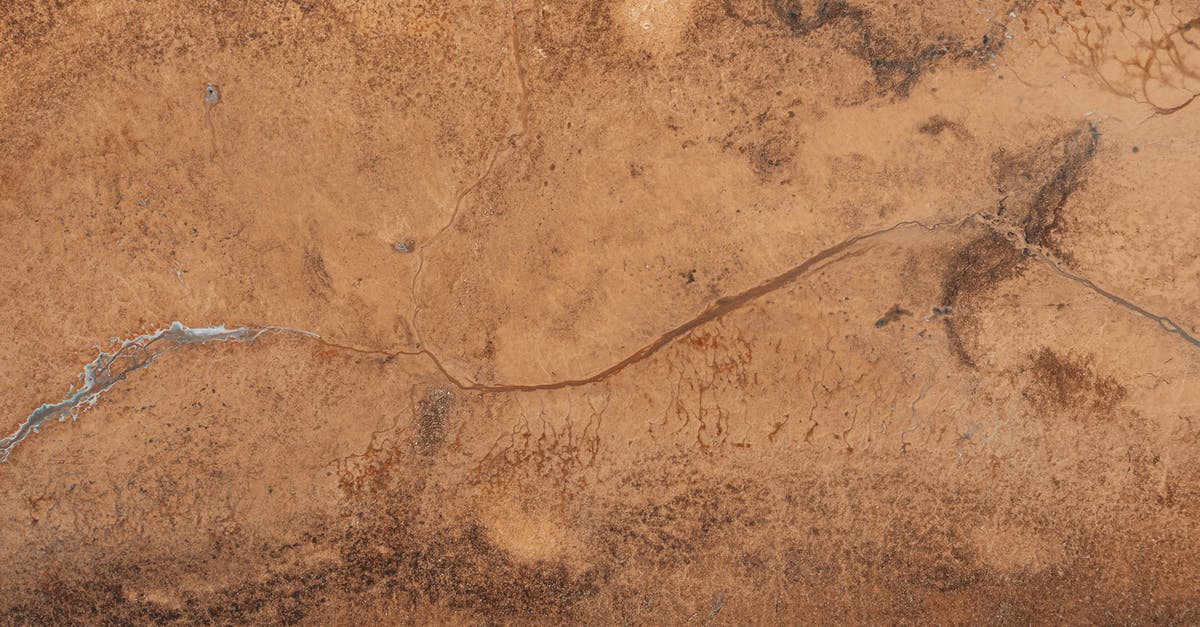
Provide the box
[3,0,1200,623]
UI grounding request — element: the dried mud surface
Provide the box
[3,0,1200,623]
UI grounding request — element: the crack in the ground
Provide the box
[5,212,1197,462]
[246,218,1200,376]
[447,217,969,392]
[980,214,1200,349]
[408,7,535,354]
[0,218,954,461]
[1035,253,1200,347]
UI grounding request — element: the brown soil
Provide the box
[3,0,1200,623]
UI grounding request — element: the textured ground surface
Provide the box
[3,0,1200,623]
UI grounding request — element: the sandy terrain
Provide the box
[2,0,1200,623]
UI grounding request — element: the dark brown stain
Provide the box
[994,124,1099,259]
[720,0,858,33]
[0,3,66,63]
[598,479,768,568]
[9,459,1200,623]
[937,123,1099,367]
[1022,346,1127,416]
[6,567,182,626]
[918,114,969,139]
[525,0,621,89]
[939,231,1026,308]
[746,0,1019,98]
[302,248,334,298]
[938,230,1027,367]
[715,111,801,181]
[876,520,982,594]
[874,304,912,328]
[750,134,794,179]
[414,387,453,454]
[767,0,863,36]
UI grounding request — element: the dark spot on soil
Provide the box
[756,1,1016,98]
[598,479,768,569]
[939,231,1025,308]
[302,248,334,297]
[992,123,1099,258]
[1023,347,1127,416]
[918,114,968,139]
[938,231,1027,367]
[874,304,912,328]
[751,135,794,178]
[716,118,799,179]
[768,0,863,36]
[936,123,1099,367]
[414,388,453,454]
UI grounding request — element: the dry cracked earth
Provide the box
[3,0,1200,624]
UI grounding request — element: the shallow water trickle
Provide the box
[0,322,301,462]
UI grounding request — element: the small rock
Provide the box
[204,83,220,106]
[393,239,416,253]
